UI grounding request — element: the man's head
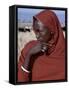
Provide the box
[34,19,52,43]
[33,10,64,54]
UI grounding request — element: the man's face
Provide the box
[34,20,51,43]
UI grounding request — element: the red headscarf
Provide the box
[33,10,65,56]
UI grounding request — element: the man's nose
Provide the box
[36,33,40,39]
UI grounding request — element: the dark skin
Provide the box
[23,20,52,71]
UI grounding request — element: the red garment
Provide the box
[18,10,65,82]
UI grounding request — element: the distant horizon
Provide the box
[18,8,65,27]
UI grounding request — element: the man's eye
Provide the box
[35,29,40,32]
[40,31,46,35]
